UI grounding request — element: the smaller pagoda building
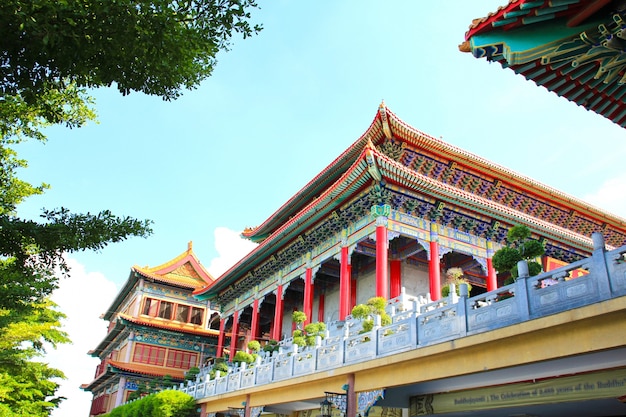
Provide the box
[82,243,220,416]
[460,0,626,129]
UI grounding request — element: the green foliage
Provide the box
[232,350,257,365]
[492,225,545,279]
[441,269,472,297]
[292,310,307,327]
[247,340,261,353]
[184,367,200,381]
[0,300,69,417]
[0,0,262,144]
[263,339,279,353]
[351,297,391,332]
[292,321,326,347]
[104,390,198,417]
[208,359,229,380]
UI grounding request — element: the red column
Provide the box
[317,293,325,322]
[486,241,498,292]
[429,224,441,301]
[350,275,357,311]
[216,318,225,358]
[303,268,313,325]
[376,222,389,299]
[272,285,284,341]
[229,310,239,361]
[339,245,351,320]
[390,259,402,298]
[250,298,259,341]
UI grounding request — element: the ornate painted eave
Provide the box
[103,243,214,321]
[461,0,626,128]
[372,147,595,252]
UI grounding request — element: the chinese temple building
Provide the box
[182,104,626,417]
[82,243,220,416]
[460,0,626,129]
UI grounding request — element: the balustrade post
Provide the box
[592,232,612,300]
[515,260,531,320]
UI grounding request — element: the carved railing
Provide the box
[179,233,626,401]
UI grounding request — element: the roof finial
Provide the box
[187,241,193,252]
[379,99,386,109]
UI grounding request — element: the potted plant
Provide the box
[441,267,472,297]
[350,297,391,334]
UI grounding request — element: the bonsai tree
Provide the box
[351,297,392,333]
[492,225,545,284]
[232,350,257,366]
[247,340,261,354]
[263,339,280,354]
[441,267,472,297]
[208,359,229,380]
[184,366,200,382]
[290,311,326,347]
[292,310,307,329]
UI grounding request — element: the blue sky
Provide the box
[14,1,626,415]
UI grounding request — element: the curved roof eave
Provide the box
[194,144,379,299]
[242,106,388,242]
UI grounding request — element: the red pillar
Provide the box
[250,298,259,341]
[486,241,498,292]
[303,267,313,325]
[272,285,284,341]
[317,293,325,322]
[339,245,351,320]
[350,274,357,311]
[429,224,441,301]
[376,222,389,299]
[390,259,402,298]
[229,310,239,361]
[216,318,225,358]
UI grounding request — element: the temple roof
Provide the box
[195,104,626,301]
[103,242,214,321]
[460,0,626,128]
[117,313,220,338]
[81,360,186,392]
[89,313,219,358]
[107,360,186,380]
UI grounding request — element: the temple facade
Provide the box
[183,104,626,417]
[82,243,220,416]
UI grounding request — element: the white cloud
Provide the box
[207,227,258,277]
[583,172,626,219]
[47,258,119,417]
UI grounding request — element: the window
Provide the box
[133,343,166,366]
[142,298,204,325]
[157,301,173,319]
[142,298,158,316]
[166,349,198,369]
[190,307,203,325]
[175,305,190,322]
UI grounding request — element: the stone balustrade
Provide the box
[178,233,626,401]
